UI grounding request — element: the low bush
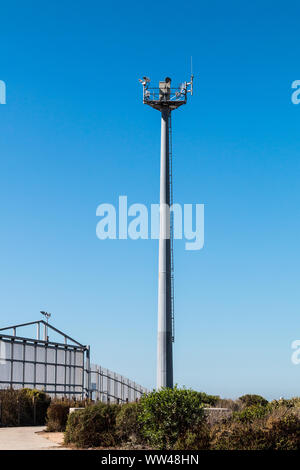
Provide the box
[211,407,300,450]
[59,391,300,450]
[196,392,219,407]
[20,388,51,425]
[116,402,144,444]
[64,403,120,448]
[270,397,300,409]
[211,420,267,450]
[266,411,300,450]
[233,404,270,423]
[46,401,71,431]
[63,408,83,444]
[173,426,211,450]
[138,387,206,449]
[239,394,268,408]
[0,388,50,426]
[46,399,87,432]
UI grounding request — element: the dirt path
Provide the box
[0,426,67,450]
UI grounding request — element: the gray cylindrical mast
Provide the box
[140,73,193,391]
[157,107,173,389]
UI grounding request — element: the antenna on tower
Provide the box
[188,56,194,96]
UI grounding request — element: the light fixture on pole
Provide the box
[40,311,51,341]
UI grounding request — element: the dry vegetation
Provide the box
[2,388,300,450]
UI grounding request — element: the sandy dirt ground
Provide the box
[0,426,67,450]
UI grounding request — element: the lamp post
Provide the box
[40,311,51,341]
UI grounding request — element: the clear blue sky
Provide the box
[0,0,300,400]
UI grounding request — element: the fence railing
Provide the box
[89,364,148,403]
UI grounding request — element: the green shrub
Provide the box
[20,388,49,403]
[0,389,20,426]
[0,388,50,426]
[239,394,268,408]
[46,401,71,431]
[290,397,300,408]
[138,387,206,450]
[196,392,219,407]
[270,397,300,409]
[19,388,50,425]
[116,402,144,444]
[63,409,83,444]
[64,403,120,448]
[233,404,270,423]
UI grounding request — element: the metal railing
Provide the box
[143,87,187,104]
[89,364,148,403]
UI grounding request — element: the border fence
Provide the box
[90,365,146,403]
[0,320,148,402]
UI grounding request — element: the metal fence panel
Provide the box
[0,331,148,402]
[0,336,87,399]
[89,364,148,403]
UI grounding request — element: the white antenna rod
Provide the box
[190,56,194,96]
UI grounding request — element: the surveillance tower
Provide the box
[139,74,193,388]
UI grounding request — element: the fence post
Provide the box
[17,398,21,426]
[33,396,36,426]
[86,345,91,399]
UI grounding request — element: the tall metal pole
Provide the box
[140,74,193,390]
[157,107,173,389]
